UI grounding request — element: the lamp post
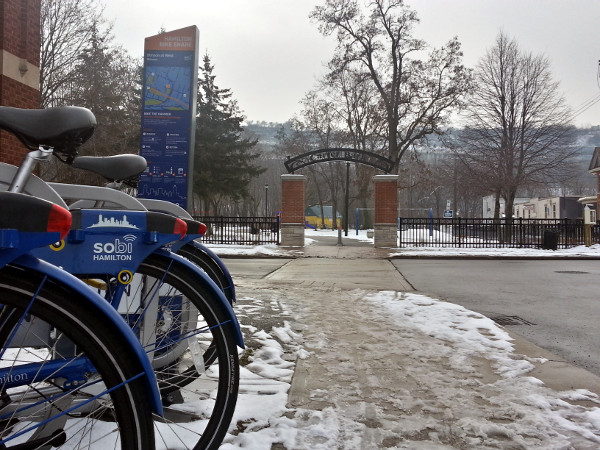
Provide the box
[264,184,269,217]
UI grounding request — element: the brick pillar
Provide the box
[373,174,399,248]
[280,174,305,246]
[0,0,41,165]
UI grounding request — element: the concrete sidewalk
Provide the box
[226,238,600,447]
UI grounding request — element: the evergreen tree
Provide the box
[194,54,264,215]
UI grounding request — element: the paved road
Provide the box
[392,259,600,376]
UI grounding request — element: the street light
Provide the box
[264,184,269,217]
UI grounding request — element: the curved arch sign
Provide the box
[284,148,395,174]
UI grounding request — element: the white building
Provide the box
[513,197,584,219]
[482,196,528,218]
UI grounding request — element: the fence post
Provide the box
[518,217,523,247]
[220,216,224,245]
[398,217,402,247]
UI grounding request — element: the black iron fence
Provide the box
[189,216,597,248]
[192,216,280,245]
[398,217,599,249]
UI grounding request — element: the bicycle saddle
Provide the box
[72,154,147,181]
[0,106,96,153]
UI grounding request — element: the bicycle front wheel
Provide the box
[0,264,155,449]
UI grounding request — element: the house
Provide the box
[581,147,600,217]
[482,196,528,218]
[513,196,584,219]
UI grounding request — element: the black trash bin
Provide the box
[542,229,559,250]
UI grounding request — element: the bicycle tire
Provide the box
[176,242,235,304]
[116,253,239,449]
[0,264,155,449]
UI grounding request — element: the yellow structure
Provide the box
[305,205,341,229]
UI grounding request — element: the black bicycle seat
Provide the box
[0,106,96,153]
[72,154,147,181]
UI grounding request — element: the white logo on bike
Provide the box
[92,235,137,261]
[88,214,139,229]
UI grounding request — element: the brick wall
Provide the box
[374,175,399,224]
[0,0,41,164]
[281,175,306,224]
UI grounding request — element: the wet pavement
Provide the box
[222,236,600,448]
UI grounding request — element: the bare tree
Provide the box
[40,0,109,107]
[311,0,472,168]
[457,32,578,219]
[326,67,385,217]
[277,90,349,228]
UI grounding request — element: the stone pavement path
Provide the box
[230,255,600,449]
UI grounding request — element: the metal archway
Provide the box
[284,148,395,174]
[284,148,395,235]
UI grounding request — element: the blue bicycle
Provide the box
[57,155,238,306]
[0,105,243,449]
[0,191,160,449]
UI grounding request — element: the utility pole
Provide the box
[264,184,269,216]
[344,162,350,236]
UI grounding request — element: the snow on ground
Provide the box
[222,287,600,448]
[211,235,600,448]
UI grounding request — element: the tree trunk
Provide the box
[503,191,516,243]
[493,191,501,220]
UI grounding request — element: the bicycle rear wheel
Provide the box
[116,253,239,449]
[0,264,155,449]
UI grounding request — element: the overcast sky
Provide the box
[103,0,600,127]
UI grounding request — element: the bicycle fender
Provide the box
[180,241,237,303]
[153,248,245,349]
[11,254,163,416]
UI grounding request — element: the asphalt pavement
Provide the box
[392,258,600,377]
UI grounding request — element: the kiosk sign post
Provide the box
[137,26,199,211]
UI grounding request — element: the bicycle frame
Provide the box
[1,255,163,415]
[26,208,243,346]
[0,193,163,417]
[62,181,238,303]
[0,161,238,303]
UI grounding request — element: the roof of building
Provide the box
[588,147,600,173]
